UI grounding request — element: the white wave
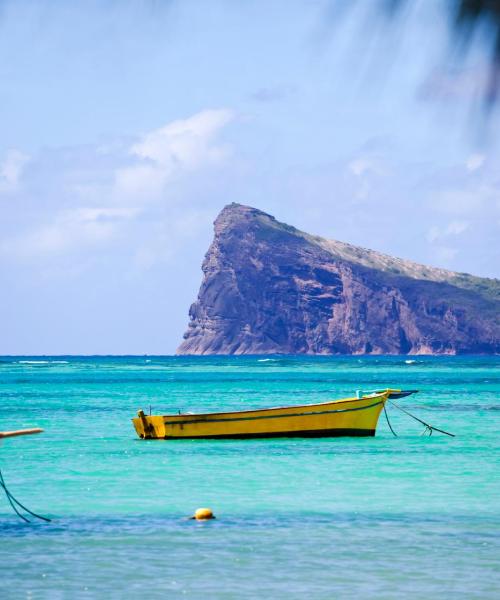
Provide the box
[18,360,50,364]
[257,358,275,362]
[405,359,417,365]
[18,360,69,364]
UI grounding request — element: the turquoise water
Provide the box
[1,356,499,599]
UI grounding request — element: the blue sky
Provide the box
[1,0,499,354]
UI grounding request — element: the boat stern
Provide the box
[132,410,166,439]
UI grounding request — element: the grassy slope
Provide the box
[254,211,499,304]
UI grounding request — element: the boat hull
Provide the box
[132,392,389,440]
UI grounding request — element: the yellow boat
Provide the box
[132,389,416,440]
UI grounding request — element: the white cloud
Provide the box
[466,154,485,172]
[0,109,235,262]
[2,206,139,259]
[426,226,440,243]
[348,158,373,177]
[345,156,390,203]
[0,149,30,192]
[132,109,233,165]
[114,164,165,199]
[115,109,234,199]
[445,220,468,236]
[427,220,468,243]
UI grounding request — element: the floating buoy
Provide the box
[191,507,215,520]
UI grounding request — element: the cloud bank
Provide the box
[0,109,234,265]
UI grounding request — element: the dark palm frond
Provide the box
[381,0,500,109]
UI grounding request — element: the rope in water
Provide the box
[383,404,398,437]
[0,467,51,523]
[386,399,455,437]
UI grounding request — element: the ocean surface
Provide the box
[1,355,499,599]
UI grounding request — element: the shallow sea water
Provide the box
[1,356,499,599]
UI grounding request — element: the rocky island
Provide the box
[177,204,500,355]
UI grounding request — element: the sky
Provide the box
[1,0,499,355]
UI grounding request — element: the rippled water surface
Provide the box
[1,356,499,598]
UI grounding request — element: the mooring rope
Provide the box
[0,470,29,522]
[420,426,433,437]
[383,404,398,437]
[387,399,455,437]
[0,467,51,522]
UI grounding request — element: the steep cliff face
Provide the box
[177,204,500,355]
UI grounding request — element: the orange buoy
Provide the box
[191,507,215,520]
